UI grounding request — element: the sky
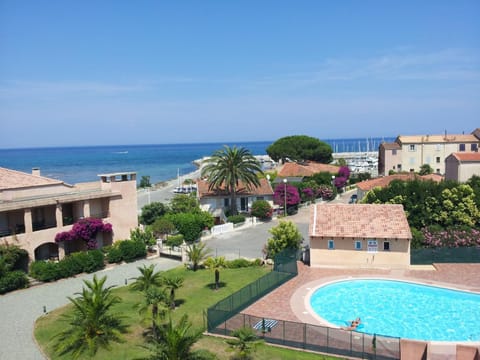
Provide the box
[0,1,479,148]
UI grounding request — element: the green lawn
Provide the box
[35,265,342,359]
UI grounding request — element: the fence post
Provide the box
[283,320,285,345]
[303,322,307,349]
[327,327,329,350]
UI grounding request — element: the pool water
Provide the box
[309,279,480,342]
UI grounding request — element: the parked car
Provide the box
[349,194,358,204]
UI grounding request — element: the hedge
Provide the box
[29,250,105,282]
[0,271,29,294]
[106,240,147,264]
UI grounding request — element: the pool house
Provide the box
[309,203,412,268]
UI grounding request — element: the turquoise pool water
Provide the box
[309,279,480,342]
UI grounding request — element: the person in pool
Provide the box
[344,317,361,331]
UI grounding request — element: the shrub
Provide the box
[118,240,147,262]
[226,258,251,268]
[83,250,105,273]
[250,200,273,220]
[106,246,123,263]
[165,234,184,248]
[0,270,29,294]
[0,245,29,272]
[227,214,246,224]
[55,218,112,250]
[30,261,61,282]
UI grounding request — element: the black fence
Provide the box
[211,313,400,360]
[206,248,299,333]
[411,247,480,264]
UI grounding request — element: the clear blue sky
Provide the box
[1,1,479,148]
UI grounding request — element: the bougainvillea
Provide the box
[422,228,480,248]
[302,188,315,202]
[55,218,113,250]
[317,185,335,201]
[338,165,351,179]
[273,184,300,207]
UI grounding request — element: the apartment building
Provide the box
[379,130,480,176]
[0,167,138,262]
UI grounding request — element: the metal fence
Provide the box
[206,248,299,332]
[411,247,480,264]
[211,313,400,360]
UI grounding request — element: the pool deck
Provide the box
[242,262,480,358]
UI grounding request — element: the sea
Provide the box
[0,137,394,185]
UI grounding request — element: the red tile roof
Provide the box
[0,167,63,191]
[197,177,273,198]
[309,204,411,239]
[278,161,339,177]
[356,173,442,191]
[397,134,478,144]
[450,152,480,162]
[380,142,401,150]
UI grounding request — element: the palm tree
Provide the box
[137,286,169,341]
[130,264,164,292]
[141,314,205,360]
[210,256,227,291]
[186,242,211,271]
[226,326,263,360]
[53,275,128,358]
[201,145,263,215]
[163,275,184,310]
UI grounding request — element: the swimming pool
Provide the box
[309,279,480,342]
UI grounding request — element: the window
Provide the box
[383,241,390,251]
[256,196,264,201]
[223,198,229,207]
[409,168,415,172]
[355,240,362,250]
[436,157,441,163]
[328,240,335,250]
[409,144,416,151]
[472,144,478,152]
[397,164,402,171]
[436,169,441,174]
[392,149,397,156]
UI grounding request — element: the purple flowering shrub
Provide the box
[317,185,335,201]
[55,218,113,250]
[338,166,350,179]
[302,188,315,202]
[273,184,300,207]
[422,228,480,248]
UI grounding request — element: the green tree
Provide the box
[129,264,164,293]
[141,314,206,360]
[265,221,303,258]
[266,135,333,163]
[205,256,227,290]
[186,242,211,271]
[150,217,176,240]
[166,211,214,242]
[163,275,184,309]
[201,145,263,215]
[140,202,168,225]
[419,164,434,175]
[226,326,263,360]
[139,176,151,188]
[53,275,127,358]
[170,194,201,214]
[136,286,169,341]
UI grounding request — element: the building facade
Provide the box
[445,152,480,182]
[0,168,138,262]
[309,204,412,269]
[196,178,274,221]
[379,130,480,176]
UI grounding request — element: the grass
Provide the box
[35,264,342,359]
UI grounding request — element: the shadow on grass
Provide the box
[204,282,227,290]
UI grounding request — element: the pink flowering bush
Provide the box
[317,185,335,201]
[55,218,113,250]
[422,228,480,248]
[302,188,315,202]
[273,184,300,207]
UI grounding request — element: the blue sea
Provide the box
[0,138,393,185]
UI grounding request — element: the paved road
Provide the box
[0,257,180,360]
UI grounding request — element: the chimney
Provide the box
[32,168,41,176]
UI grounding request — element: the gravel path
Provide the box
[0,257,180,360]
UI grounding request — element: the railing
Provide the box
[206,248,299,333]
[212,313,400,360]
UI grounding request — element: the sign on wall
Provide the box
[367,240,378,253]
